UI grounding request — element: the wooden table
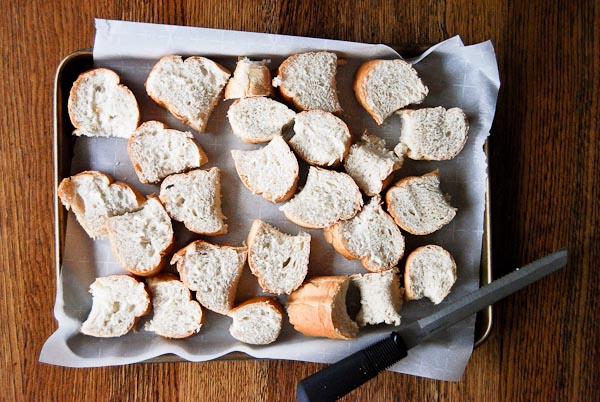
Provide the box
[1,1,597,401]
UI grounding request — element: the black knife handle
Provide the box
[296,332,408,402]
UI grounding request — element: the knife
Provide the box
[296,248,568,402]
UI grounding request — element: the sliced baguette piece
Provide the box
[247,220,310,295]
[228,296,284,345]
[58,170,145,239]
[224,57,273,99]
[144,274,204,339]
[354,59,428,125]
[351,268,403,326]
[171,240,247,315]
[227,97,296,143]
[404,245,457,304]
[286,276,358,340]
[80,275,150,337]
[106,195,174,276]
[343,131,402,196]
[231,136,299,203]
[145,55,231,133]
[159,168,227,235]
[394,107,469,160]
[272,51,342,114]
[289,110,352,167]
[386,170,456,235]
[128,120,209,184]
[279,167,363,229]
[324,196,405,272]
[68,68,139,138]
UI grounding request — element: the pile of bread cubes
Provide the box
[59,51,469,345]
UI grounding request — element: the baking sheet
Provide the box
[40,19,499,381]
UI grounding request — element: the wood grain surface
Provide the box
[1,1,598,401]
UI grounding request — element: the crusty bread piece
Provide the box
[404,245,457,304]
[228,296,284,345]
[224,57,273,99]
[106,195,174,276]
[354,59,428,125]
[324,196,405,272]
[289,110,352,167]
[343,131,402,196]
[386,170,456,235]
[128,120,209,184]
[394,107,469,160]
[231,136,299,202]
[171,240,247,315]
[227,97,296,143]
[272,51,342,114]
[279,167,363,229]
[58,170,145,239]
[351,268,403,326]
[68,68,139,138]
[159,168,227,235]
[286,276,358,340]
[144,274,204,339]
[145,55,231,133]
[80,275,150,337]
[247,220,310,294]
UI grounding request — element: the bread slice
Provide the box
[343,131,402,196]
[144,274,204,339]
[354,59,428,125]
[58,170,145,239]
[68,68,139,138]
[289,110,352,167]
[279,167,363,229]
[159,168,227,235]
[404,245,457,304]
[386,170,456,235]
[171,240,247,315]
[80,275,150,337]
[231,136,299,202]
[106,195,174,276]
[224,57,273,99]
[128,120,209,184]
[145,55,231,133]
[227,97,296,143]
[351,268,403,326]
[228,296,284,345]
[272,51,342,113]
[286,276,358,340]
[394,107,469,160]
[247,220,310,294]
[324,196,405,272]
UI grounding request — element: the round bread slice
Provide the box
[228,296,284,345]
[106,195,174,277]
[404,245,457,304]
[80,275,150,337]
[289,110,352,167]
[58,170,145,239]
[128,120,209,184]
[144,274,204,339]
[324,196,405,272]
[227,97,296,143]
[354,59,428,125]
[386,170,456,235]
[68,68,139,138]
[351,268,403,326]
[279,167,363,229]
[394,107,469,160]
[247,220,311,295]
[159,168,227,235]
[224,57,273,99]
[145,55,231,133]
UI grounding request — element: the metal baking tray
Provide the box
[53,48,493,353]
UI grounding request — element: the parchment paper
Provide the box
[40,19,499,381]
